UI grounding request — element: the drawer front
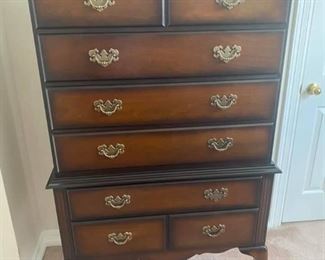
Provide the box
[72,216,165,257]
[170,210,257,249]
[68,177,261,220]
[54,125,272,172]
[32,0,163,28]
[170,0,290,25]
[40,31,284,82]
[48,81,278,129]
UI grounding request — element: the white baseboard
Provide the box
[32,230,61,260]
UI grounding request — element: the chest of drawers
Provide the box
[29,1,291,259]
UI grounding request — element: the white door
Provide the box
[282,0,325,222]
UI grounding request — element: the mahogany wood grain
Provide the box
[48,81,278,129]
[40,31,284,82]
[170,0,290,25]
[32,0,162,28]
[68,177,261,220]
[72,216,165,257]
[53,125,272,173]
[169,209,258,250]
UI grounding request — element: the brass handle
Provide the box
[204,188,229,202]
[105,195,131,209]
[208,137,234,152]
[89,48,119,68]
[84,0,115,12]
[211,94,238,110]
[202,225,226,238]
[216,0,244,10]
[307,83,322,96]
[108,232,133,246]
[94,99,123,116]
[213,45,242,63]
[97,144,125,159]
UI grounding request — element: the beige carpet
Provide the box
[43,221,325,260]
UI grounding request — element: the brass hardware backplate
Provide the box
[97,143,125,159]
[108,232,133,246]
[105,195,131,209]
[202,224,226,238]
[89,48,119,67]
[204,188,229,202]
[211,94,238,110]
[208,137,234,152]
[84,0,116,12]
[216,0,244,10]
[94,99,123,116]
[213,45,242,63]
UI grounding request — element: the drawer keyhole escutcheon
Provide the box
[202,225,226,238]
[94,99,123,116]
[84,0,116,12]
[211,94,238,110]
[89,48,119,67]
[213,45,242,63]
[97,143,125,159]
[208,137,234,152]
[204,188,229,202]
[108,232,133,246]
[216,0,244,10]
[105,194,131,209]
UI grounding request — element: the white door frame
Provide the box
[269,0,318,227]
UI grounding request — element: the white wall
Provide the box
[0,0,58,259]
[0,170,20,260]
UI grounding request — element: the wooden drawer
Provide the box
[40,31,284,82]
[53,125,272,172]
[169,209,257,249]
[68,177,261,221]
[48,80,278,130]
[170,0,290,26]
[32,0,163,28]
[72,216,165,257]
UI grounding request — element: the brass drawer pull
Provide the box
[213,45,242,63]
[84,0,116,12]
[202,224,226,238]
[208,137,234,152]
[97,144,125,159]
[216,0,244,10]
[108,232,133,246]
[89,48,119,67]
[94,99,123,116]
[105,195,131,209]
[204,188,229,202]
[211,94,238,110]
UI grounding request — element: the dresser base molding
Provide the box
[47,164,280,189]
[240,246,268,260]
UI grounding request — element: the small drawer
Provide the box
[68,177,261,221]
[53,125,272,172]
[170,0,290,26]
[32,0,163,28]
[47,80,279,130]
[72,216,165,257]
[40,31,284,82]
[169,209,258,250]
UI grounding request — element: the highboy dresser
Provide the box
[28,1,291,259]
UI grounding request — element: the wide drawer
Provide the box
[32,0,163,28]
[169,209,258,249]
[48,80,278,129]
[40,31,284,82]
[72,216,165,257]
[53,125,272,172]
[170,0,290,25]
[68,177,261,221]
